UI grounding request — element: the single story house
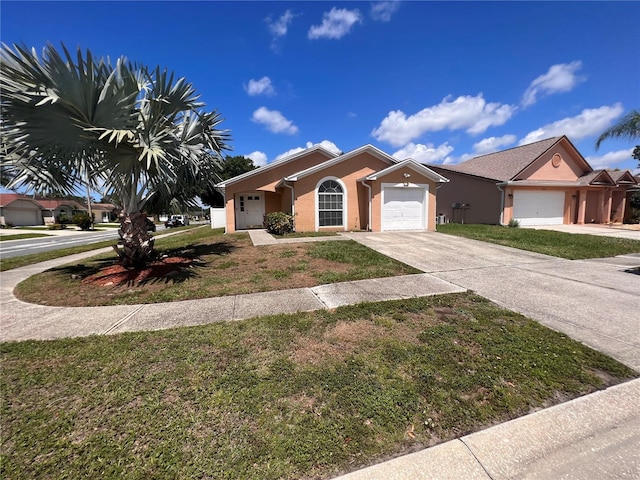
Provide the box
[429,136,638,226]
[0,193,43,226]
[215,144,449,233]
[37,198,86,225]
[0,194,117,226]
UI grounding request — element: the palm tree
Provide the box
[596,110,640,167]
[1,43,230,266]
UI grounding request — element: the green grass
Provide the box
[0,233,51,242]
[14,228,420,307]
[0,224,200,272]
[0,240,117,272]
[1,292,635,480]
[281,231,338,238]
[437,224,640,259]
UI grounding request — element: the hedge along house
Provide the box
[429,136,638,226]
[215,144,449,233]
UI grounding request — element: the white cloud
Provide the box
[519,103,625,145]
[392,142,454,164]
[245,77,275,96]
[266,10,295,51]
[276,140,342,160]
[522,61,586,107]
[372,94,516,147]
[472,135,517,155]
[370,1,400,22]
[246,151,268,167]
[584,148,635,170]
[251,107,299,135]
[308,8,362,40]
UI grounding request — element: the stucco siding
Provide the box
[516,144,589,181]
[430,168,501,224]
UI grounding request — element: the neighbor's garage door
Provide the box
[4,207,40,226]
[381,187,426,231]
[513,190,564,226]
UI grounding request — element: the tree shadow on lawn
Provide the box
[52,240,237,288]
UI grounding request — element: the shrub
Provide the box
[72,212,93,230]
[264,212,294,236]
[48,223,64,230]
[508,218,520,228]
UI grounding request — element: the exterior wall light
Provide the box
[403,173,411,187]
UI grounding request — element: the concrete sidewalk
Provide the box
[0,245,464,342]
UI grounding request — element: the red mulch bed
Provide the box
[81,256,195,286]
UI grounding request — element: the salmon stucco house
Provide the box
[215,144,449,233]
[430,136,638,226]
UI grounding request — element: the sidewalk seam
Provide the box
[102,305,146,334]
[458,438,496,480]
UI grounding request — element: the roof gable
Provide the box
[0,194,43,208]
[365,159,449,183]
[284,144,396,182]
[216,146,337,188]
[608,170,638,184]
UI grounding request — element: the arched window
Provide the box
[318,179,343,227]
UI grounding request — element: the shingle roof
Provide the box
[432,137,562,181]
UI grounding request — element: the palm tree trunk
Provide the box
[113,211,155,268]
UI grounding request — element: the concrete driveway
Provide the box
[343,231,640,371]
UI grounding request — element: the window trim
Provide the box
[315,176,347,231]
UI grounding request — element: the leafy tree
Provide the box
[1,43,230,266]
[200,155,258,207]
[596,109,640,168]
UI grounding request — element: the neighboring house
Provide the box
[36,198,86,225]
[430,136,638,226]
[0,193,43,226]
[89,203,117,223]
[215,144,449,233]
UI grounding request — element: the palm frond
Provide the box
[596,110,640,149]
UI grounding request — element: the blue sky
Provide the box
[2,1,639,175]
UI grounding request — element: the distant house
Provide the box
[0,194,117,226]
[215,144,449,233]
[0,194,43,226]
[36,198,85,225]
[429,136,638,226]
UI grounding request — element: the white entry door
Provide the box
[513,190,565,226]
[381,186,426,231]
[235,192,265,230]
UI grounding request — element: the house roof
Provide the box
[0,193,47,208]
[608,170,638,184]
[431,136,579,181]
[215,145,337,188]
[364,159,449,183]
[35,198,85,210]
[284,144,396,182]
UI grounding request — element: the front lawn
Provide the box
[437,224,640,259]
[14,227,421,307]
[0,233,51,242]
[1,293,635,479]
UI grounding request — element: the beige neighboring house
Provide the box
[0,193,43,226]
[90,203,117,223]
[36,198,85,225]
[430,136,638,226]
[216,144,449,233]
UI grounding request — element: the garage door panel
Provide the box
[513,190,564,226]
[381,187,426,231]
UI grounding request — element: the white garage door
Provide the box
[4,207,40,226]
[513,190,565,226]
[381,187,426,231]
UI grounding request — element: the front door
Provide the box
[235,192,265,230]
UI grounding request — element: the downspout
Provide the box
[497,183,506,226]
[282,180,296,222]
[359,180,372,231]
